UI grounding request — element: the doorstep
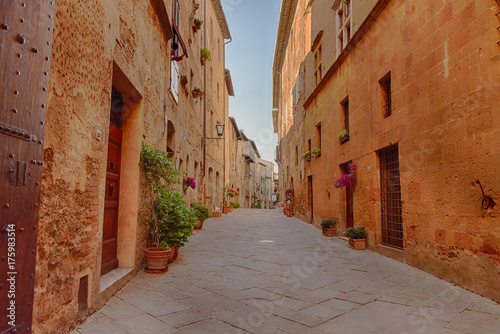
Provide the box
[100,267,134,291]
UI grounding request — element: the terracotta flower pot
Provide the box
[194,220,204,229]
[322,228,336,237]
[213,211,222,217]
[168,246,176,263]
[340,134,349,144]
[228,205,234,213]
[145,247,171,270]
[223,206,230,214]
[349,238,366,250]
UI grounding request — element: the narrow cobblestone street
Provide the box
[73,209,500,334]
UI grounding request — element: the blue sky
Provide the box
[222,0,282,165]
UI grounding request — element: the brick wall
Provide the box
[276,0,500,302]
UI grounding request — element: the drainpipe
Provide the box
[202,0,207,179]
[223,38,232,192]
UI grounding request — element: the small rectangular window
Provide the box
[379,72,392,118]
[316,123,322,150]
[340,98,349,144]
[295,146,298,165]
[342,98,349,131]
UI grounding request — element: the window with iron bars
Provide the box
[379,144,403,249]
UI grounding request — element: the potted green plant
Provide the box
[338,129,349,144]
[344,226,366,250]
[200,48,212,65]
[227,189,236,212]
[302,151,312,161]
[320,218,337,237]
[156,191,197,262]
[192,18,202,33]
[191,201,210,229]
[312,148,321,158]
[139,144,182,271]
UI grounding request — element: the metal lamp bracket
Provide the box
[475,180,494,210]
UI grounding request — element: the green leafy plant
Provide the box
[200,48,212,62]
[320,218,337,230]
[312,148,321,158]
[230,202,240,208]
[155,191,196,249]
[337,129,349,139]
[344,226,366,240]
[191,202,210,221]
[139,144,182,250]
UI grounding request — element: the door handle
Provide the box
[108,184,114,197]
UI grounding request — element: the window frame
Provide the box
[337,0,352,54]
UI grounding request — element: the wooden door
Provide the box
[308,175,313,223]
[344,164,354,228]
[0,1,55,332]
[101,125,121,275]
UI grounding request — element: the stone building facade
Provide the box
[273,0,500,302]
[257,160,276,209]
[227,117,276,209]
[15,0,234,333]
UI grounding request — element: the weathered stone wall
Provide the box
[34,0,231,333]
[277,0,500,302]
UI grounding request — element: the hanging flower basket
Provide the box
[183,177,196,191]
[334,162,356,188]
[302,151,311,161]
[192,18,203,33]
[200,48,212,66]
[191,87,204,103]
[338,129,349,144]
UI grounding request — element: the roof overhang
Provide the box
[272,109,279,133]
[243,154,254,163]
[272,0,298,109]
[250,140,261,159]
[229,117,242,139]
[225,69,235,96]
[212,0,232,39]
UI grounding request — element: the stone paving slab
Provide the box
[73,209,500,334]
